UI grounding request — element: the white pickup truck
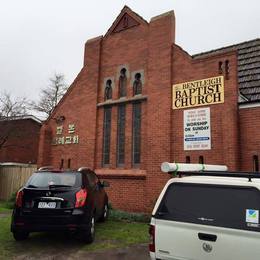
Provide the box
[149,163,260,260]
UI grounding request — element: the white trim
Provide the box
[239,102,260,109]
[0,115,42,124]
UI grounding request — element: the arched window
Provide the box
[218,61,223,74]
[119,68,127,98]
[103,107,112,166]
[225,60,230,79]
[117,105,126,166]
[133,73,142,96]
[132,102,141,166]
[104,79,112,100]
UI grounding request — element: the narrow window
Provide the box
[186,156,191,163]
[117,105,126,166]
[199,156,204,164]
[60,159,64,169]
[218,61,223,74]
[102,107,112,166]
[68,158,71,169]
[104,79,112,100]
[132,102,142,166]
[119,68,127,98]
[253,155,259,172]
[133,73,142,96]
[225,60,230,79]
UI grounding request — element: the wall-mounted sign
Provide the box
[173,76,224,109]
[184,107,211,150]
[52,123,79,145]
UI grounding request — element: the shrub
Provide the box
[109,209,150,223]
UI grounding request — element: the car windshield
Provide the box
[26,172,81,188]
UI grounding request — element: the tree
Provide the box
[0,91,28,119]
[0,91,30,150]
[31,73,68,118]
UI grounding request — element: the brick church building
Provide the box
[38,6,260,212]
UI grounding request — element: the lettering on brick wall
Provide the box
[172,76,224,109]
[52,123,79,145]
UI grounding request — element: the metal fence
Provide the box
[0,163,37,200]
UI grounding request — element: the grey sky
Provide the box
[0,0,259,104]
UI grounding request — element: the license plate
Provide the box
[38,202,56,209]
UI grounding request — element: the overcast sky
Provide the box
[0,0,259,104]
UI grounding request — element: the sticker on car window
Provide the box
[246,209,259,224]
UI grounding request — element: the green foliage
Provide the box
[109,209,150,223]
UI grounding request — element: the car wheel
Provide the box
[80,215,95,244]
[13,231,29,241]
[99,202,109,222]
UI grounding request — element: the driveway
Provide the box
[14,244,150,260]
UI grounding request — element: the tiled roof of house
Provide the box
[193,38,260,102]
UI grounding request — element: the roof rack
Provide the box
[161,162,228,173]
[175,171,260,182]
[161,162,260,182]
[38,166,54,171]
[77,167,92,172]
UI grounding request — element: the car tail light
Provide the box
[149,224,155,252]
[75,189,87,208]
[16,190,24,208]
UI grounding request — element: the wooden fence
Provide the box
[0,163,37,200]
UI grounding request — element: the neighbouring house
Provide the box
[37,6,260,212]
[0,115,42,164]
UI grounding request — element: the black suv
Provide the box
[11,167,109,243]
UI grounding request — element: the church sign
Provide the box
[184,107,211,150]
[172,76,224,109]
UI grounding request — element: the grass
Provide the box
[0,201,12,213]
[0,216,149,259]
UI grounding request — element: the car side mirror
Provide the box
[101,181,110,188]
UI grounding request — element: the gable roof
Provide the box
[105,5,148,37]
[193,38,260,102]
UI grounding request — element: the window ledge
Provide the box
[95,168,147,180]
[97,95,148,107]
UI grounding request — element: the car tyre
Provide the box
[13,231,29,241]
[99,202,109,222]
[80,215,95,244]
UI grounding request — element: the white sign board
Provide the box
[184,107,211,150]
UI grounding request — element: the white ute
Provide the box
[149,163,260,260]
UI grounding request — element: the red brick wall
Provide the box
[143,12,176,211]
[239,107,260,171]
[171,45,240,171]
[95,18,149,169]
[0,119,41,164]
[38,37,102,170]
